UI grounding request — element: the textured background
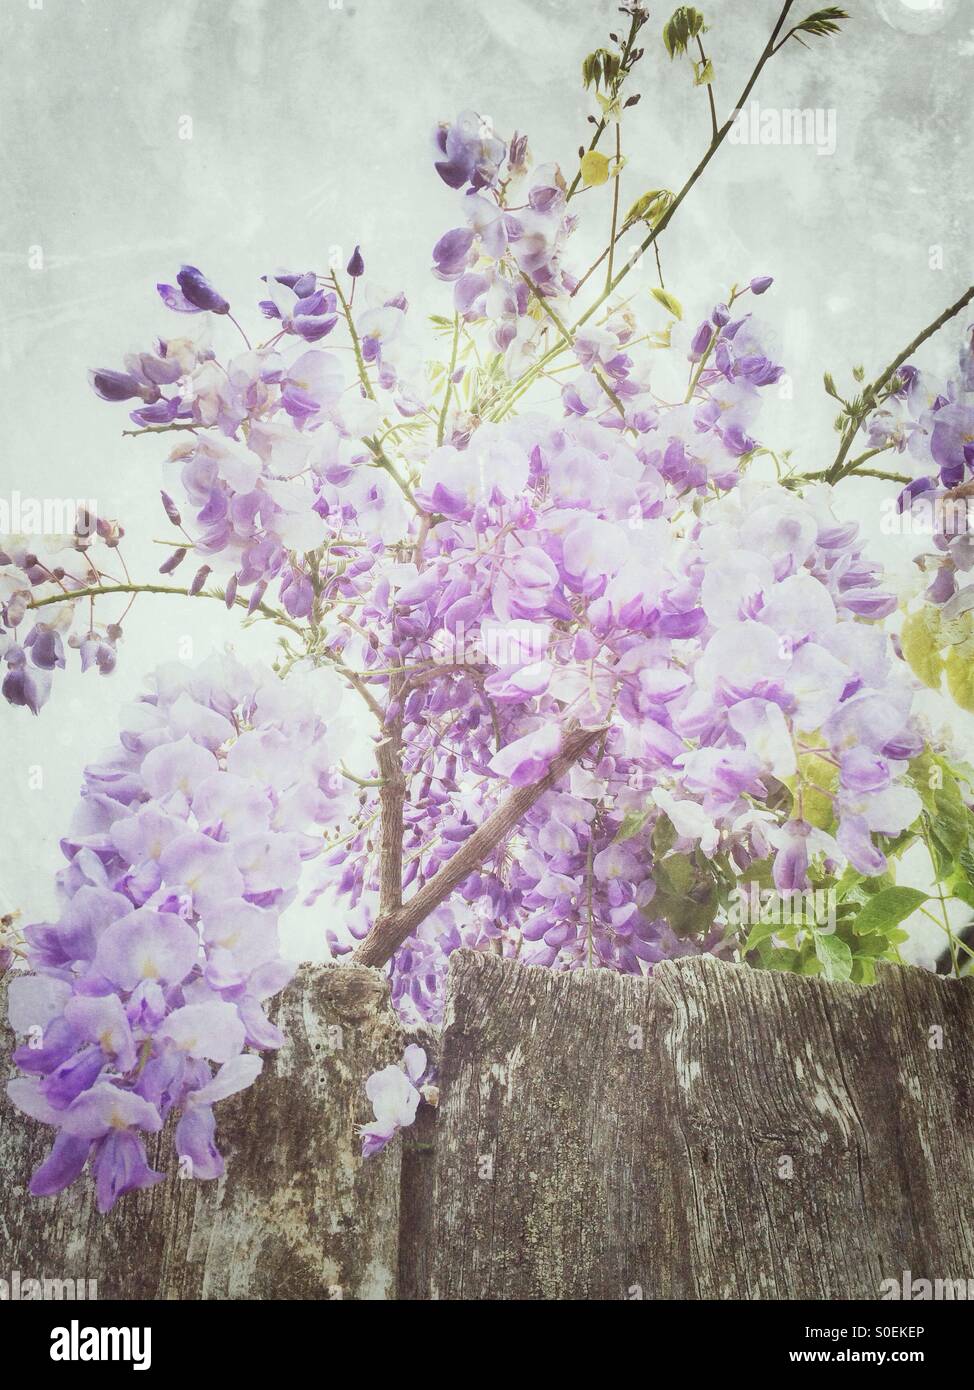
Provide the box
[1,0,971,960]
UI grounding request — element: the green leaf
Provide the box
[791,7,850,41]
[615,809,651,842]
[789,750,838,830]
[654,852,695,897]
[852,931,895,959]
[663,6,705,58]
[930,779,969,862]
[948,872,974,911]
[652,813,677,859]
[739,857,774,886]
[900,609,944,691]
[650,286,683,319]
[693,57,714,86]
[625,188,675,227]
[814,930,853,982]
[754,942,800,973]
[945,642,974,712]
[852,957,876,985]
[651,852,719,938]
[582,48,620,91]
[851,887,928,937]
[742,916,779,955]
[909,750,941,816]
[580,150,610,187]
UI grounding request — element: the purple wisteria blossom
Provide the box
[6,654,354,1209]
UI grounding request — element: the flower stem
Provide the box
[352,726,605,968]
[437,314,461,446]
[825,285,974,484]
[331,273,375,401]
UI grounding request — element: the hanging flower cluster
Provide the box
[6,654,352,1209]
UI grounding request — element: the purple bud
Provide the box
[176,264,230,314]
[224,574,238,609]
[189,564,211,596]
[247,580,268,615]
[749,275,774,296]
[160,491,182,527]
[347,245,365,278]
[158,547,187,575]
[88,369,156,404]
[689,321,713,362]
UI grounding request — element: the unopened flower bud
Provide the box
[160,491,182,527]
[158,547,187,575]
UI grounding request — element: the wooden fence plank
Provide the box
[0,963,404,1300]
[5,951,974,1300]
[427,952,974,1300]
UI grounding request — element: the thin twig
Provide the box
[825,286,974,484]
[695,34,719,142]
[437,315,461,446]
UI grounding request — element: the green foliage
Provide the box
[692,57,714,87]
[946,638,974,712]
[650,286,683,320]
[814,930,852,982]
[900,608,944,691]
[663,7,706,59]
[851,887,928,937]
[651,848,720,938]
[899,750,974,945]
[790,7,850,42]
[899,605,974,715]
[582,47,622,92]
[579,150,611,186]
[734,803,942,984]
[912,751,971,880]
[625,188,675,228]
[615,808,651,842]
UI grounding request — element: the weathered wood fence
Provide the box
[2,954,973,1299]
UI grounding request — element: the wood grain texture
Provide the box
[427,952,974,1300]
[5,952,974,1300]
[397,1022,439,1301]
[0,963,404,1300]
